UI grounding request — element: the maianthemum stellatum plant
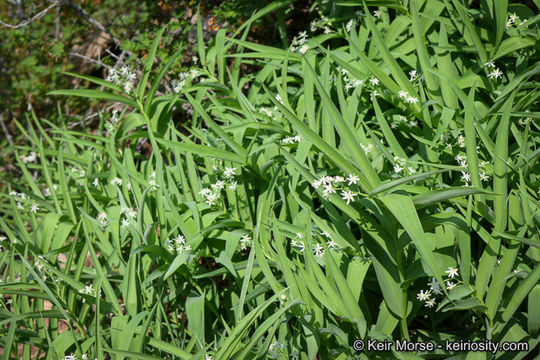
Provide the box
[1,0,539,359]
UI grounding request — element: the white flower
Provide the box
[425,298,436,308]
[92,178,99,187]
[480,172,490,182]
[446,281,457,291]
[408,167,416,174]
[409,70,418,81]
[406,96,419,104]
[111,177,122,186]
[63,354,77,360]
[409,120,418,127]
[296,232,304,240]
[228,181,237,191]
[223,167,237,179]
[211,180,226,191]
[341,190,357,205]
[346,19,355,32]
[428,277,443,295]
[461,172,471,183]
[484,60,495,68]
[394,164,404,173]
[205,355,213,360]
[327,239,338,249]
[79,284,95,295]
[299,44,309,55]
[121,218,130,227]
[323,26,331,34]
[313,243,325,257]
[30,203,39,213]
[369,78,379,86]
[97,212,108,225]
[347,174,359,185]
[417,290,430,301]
[488,68,503,79]
[446,266,459,278]
[361,143,373,154]
[275,94,283,104]
[373,9,382,18]
[398,90,408,98]
[457,135,465,147]
[240,234,252,250]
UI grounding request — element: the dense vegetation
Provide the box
[1,0,539,359]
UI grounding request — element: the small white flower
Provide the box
[398,90,408,98]
[228,181,238,191]
[369,78,379,86]
[394,164,404,173]
[313,243,325,257]
[30,203,39,213]
[457,135,465,147]
[406,96,419,104]
[408,167,416,174]
[327,239,338,249]
[446,266,459,278]
[97,212,108,225]
[347,174,359,185]
[446,281,457,291]
[461,172,471,183]
[323,26,331,34]
[81,355,88,360]
[299,44,309,55]
[121,218,130,227]
[417,290,430,301]
[373,9,382,18]
[361,143,373,154]
[428,277,443,295]
[425,298,436,308]
[296,232,304,240]
[205,355,213,360]
[92,178,99,187]
[409,70,418,81]
[484,60,495,68]
[488,68,503,80]
[223,167,237,179]
[341,190,357,205]
[211,180,226,191]
[63,353,77,360]
[480,172,490,182]
[275,94,283,104]
[111,177,122,186]
[205,192,218,206]
[240,234,252,250]
[346,19,355,32]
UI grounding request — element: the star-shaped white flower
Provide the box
[369,78,379,86]
[425,298,436,308]
[446,266,459,278]
[341,190,357,205]
[398,90,408,98]
[417,290,430,301]
[488,68,503,79]
[30,203,39,213]
[446,281,457,290]
[223,167,237,179]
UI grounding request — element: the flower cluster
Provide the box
[120,206,137,227]
[171,69,200,93]
[165,234,191,254]
[393,156,416,175]
[417,266,460,309]
[106,66,137,94]
[240,234,251,250]
[309,17,330,32]
[339,67,364,91]
[290,31,309,54]
[484,61,503,80]
[505,12,527,30]
[345,19,356,32]
[21,151,38,164]
[199,167,238,206]
[398,90,419,105]
[282,134,301,144]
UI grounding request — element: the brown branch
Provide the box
[64,0,120,45]
[0,112,14,146]
[0,0,62,29]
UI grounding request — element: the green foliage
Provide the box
[1,0,540,359]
